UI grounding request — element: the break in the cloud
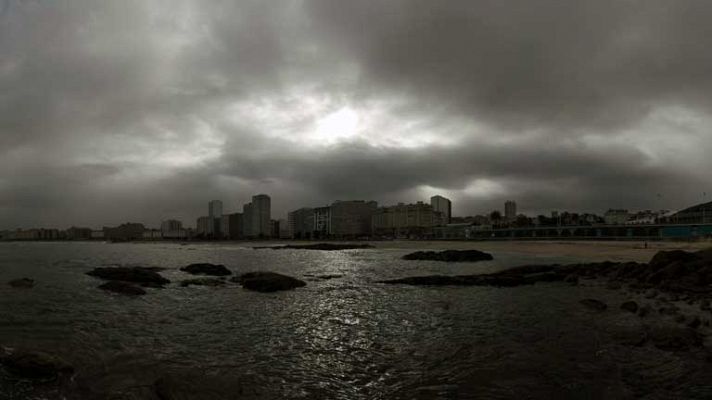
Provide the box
[0,0,711,228]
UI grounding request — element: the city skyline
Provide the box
[1,1,711,229]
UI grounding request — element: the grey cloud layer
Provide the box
[1,0,711,228]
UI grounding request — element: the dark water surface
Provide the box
[1,242,711,399]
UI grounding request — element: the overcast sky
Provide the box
[1,0,712,229]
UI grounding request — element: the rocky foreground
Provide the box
[382,249,712,293]
[383,248,712,353]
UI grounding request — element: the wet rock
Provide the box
[402,249,494,262]
[621,301,639,313]
[687,315,702,329]
[579,299,607,311]
[649,250,699,268]
[235,272,306,293]
[649,326,703,351]
[254,243,374,251]
[638,304,653,317]
[154,374,239,400]
[564,274,579,285]
[180,263,232,276]
[315,274,343,280]
[180,278,226,287]
[605,281,622,290]
[98,281,147,296]
[644,289,659,299]
[87,267,170,285]
[8,278,34,288]
[0,351,73,380]
[700,299,711,311]
[658,305,680,316]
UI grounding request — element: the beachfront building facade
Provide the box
[372,201,443,238]
[431,195,452,224]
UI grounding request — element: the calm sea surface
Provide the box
[1,242,711,399]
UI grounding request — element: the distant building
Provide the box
[604,209,630,225]
[66,226,92,240]
[160,219,183,239]
[208,200,223,237]
[196,216,211,237]
[288,207,314,239]
[313,206,331,238]
[270,219,280,239]
[91,230,105,240]
[220,215,230,239]
[277,218,290,239]
[372,201,442,238]
[228,213,244,239]
[505,201,517,221]
[431,195,452,224]
[666,201,712,224]
[105,223,145,241]
[142,229,162,240]
[329,200,378,238]
[242,203,253,237]
[242,194,271,238]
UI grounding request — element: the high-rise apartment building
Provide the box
[505,201,517,221]
[208,200,223,237]
[430,195,452,224]
[288,207,314,239]
[241,194,271,238]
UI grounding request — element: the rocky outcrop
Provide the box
[98,281,147,296]
[0,351,73,380]
[180,263,232,276]
[382,248,712,299]
[648,326,703,351]
[579,299,607,311]
[620,301,639,313]
[253,243,374,251]
[86,267,170,286]
[402,249,494,262]
[8,278,34,288]
[233,272,306,292]
[180,278,226,287]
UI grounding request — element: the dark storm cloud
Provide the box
[1,0,711,228]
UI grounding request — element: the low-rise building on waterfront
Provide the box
[372,201,442,238]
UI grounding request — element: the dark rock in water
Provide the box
[649,250,700,269]
[644,289,658,299]
[154,374,243,400]
[98,281,146,296]
[180,263,232,276]
[1,351,73,380]
[86,267,170,285]
[315,274,343,280]
[564,274,579,285]
[621,301,639,313]
[380,264,565,288]
[649,326,703,351]
[638,304,653,317]
[234,272,306,292]
[402,249,493,262]
[8,278,34,288]
[605,281,622,290]
[687,315,702,329]
[658,305,680,316]
[579,299,607,311]
[180,278,226,287]
[254,243,374,251]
